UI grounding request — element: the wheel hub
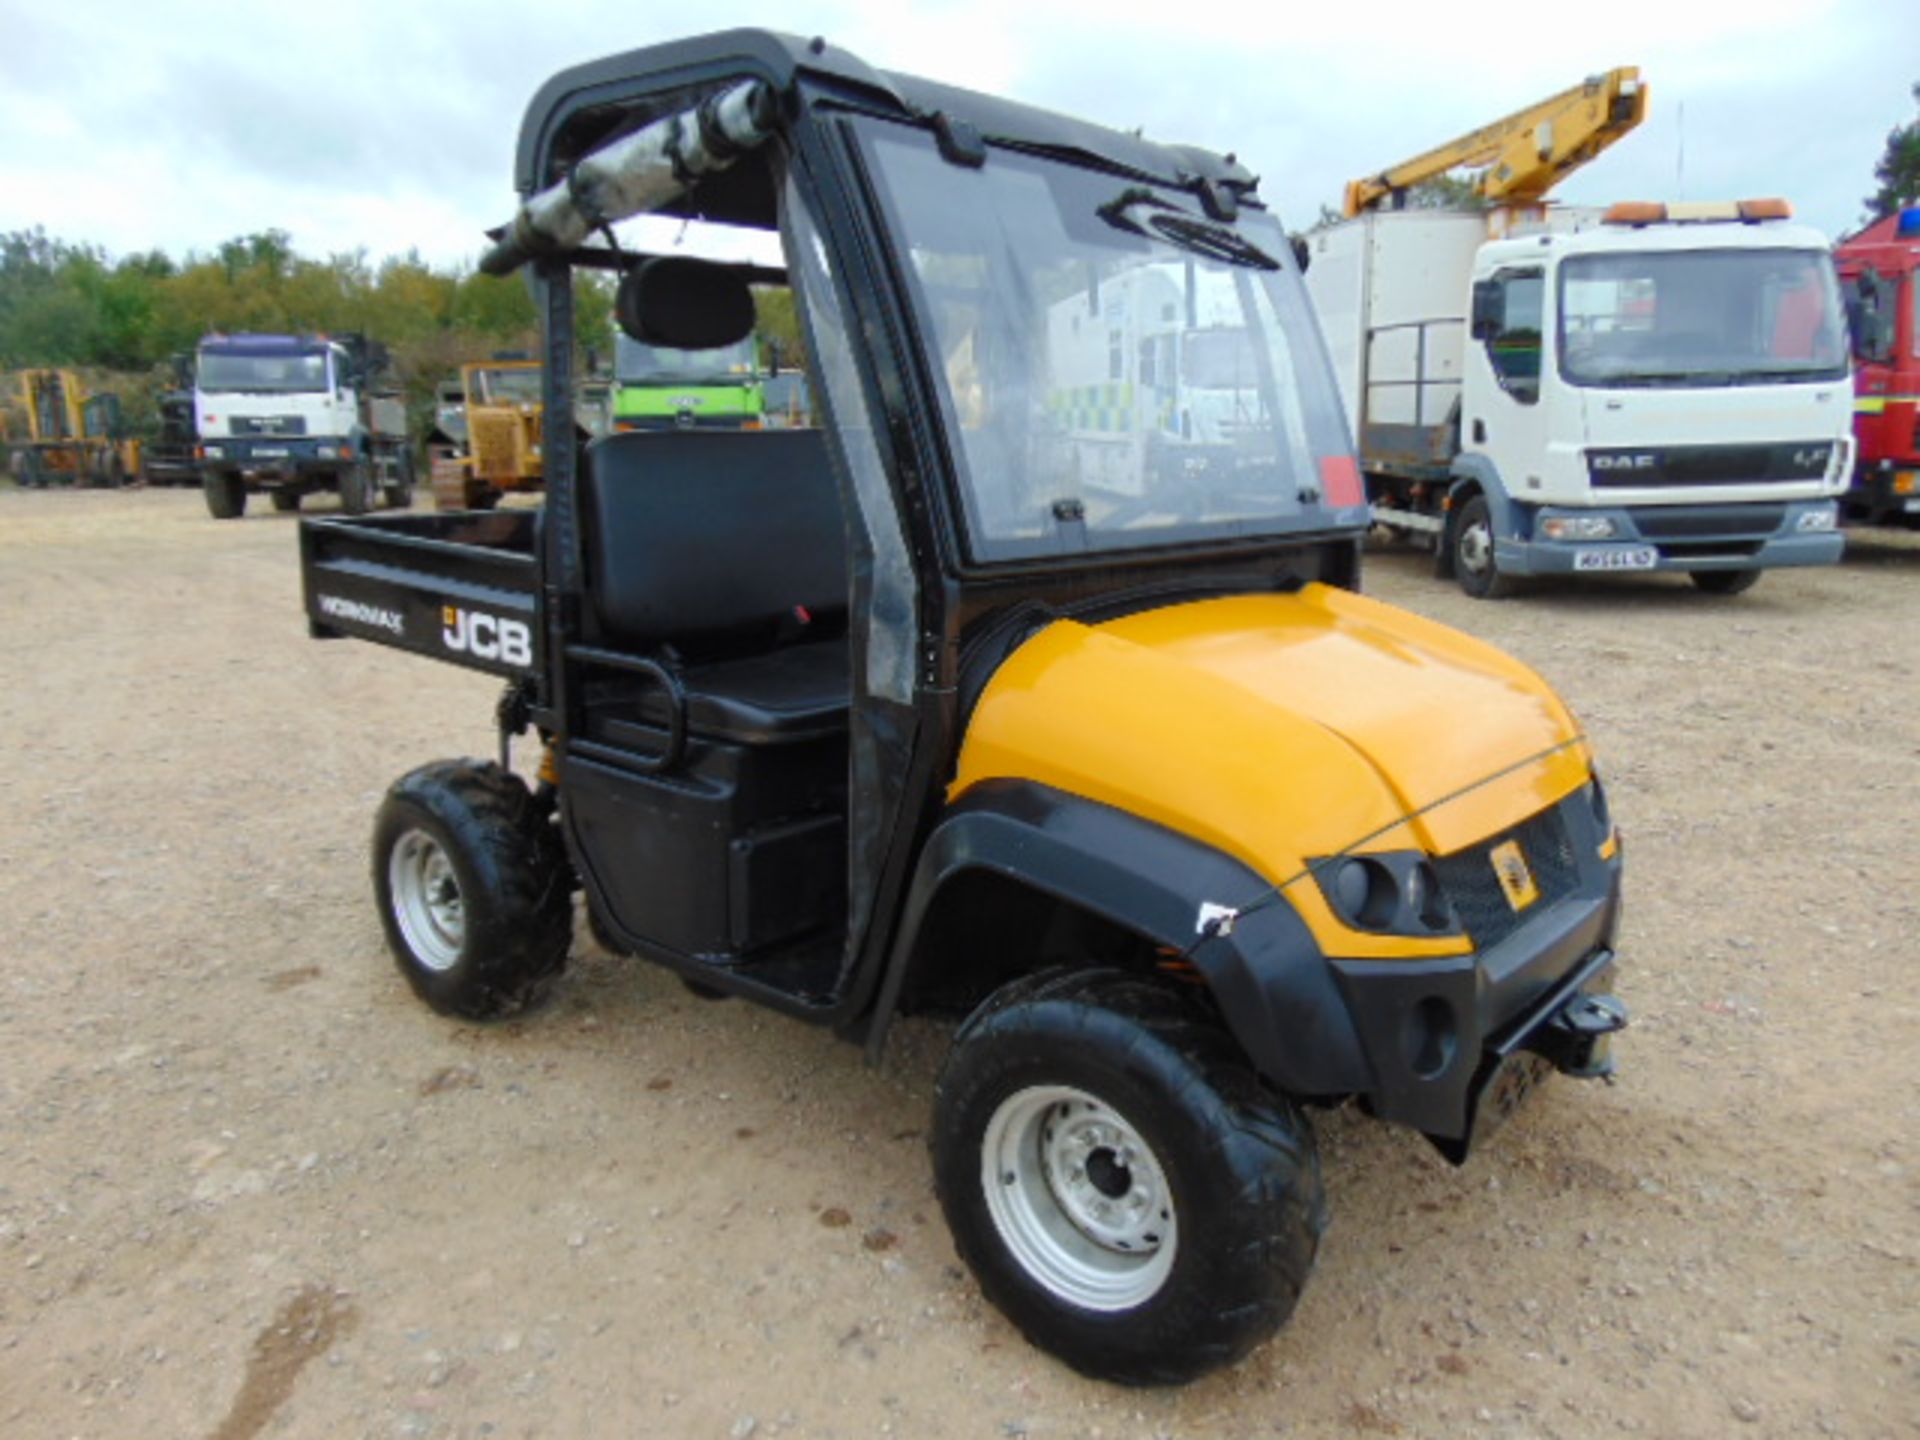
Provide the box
[981,1085,1177,1311]
[1458,520,1494,574]
[389,829,465,972]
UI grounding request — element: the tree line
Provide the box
[0,227,803,447]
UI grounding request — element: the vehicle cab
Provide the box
[1457,203,1851,587]
[1837,205,1920,524]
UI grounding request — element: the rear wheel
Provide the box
[1690,569,1760,596]
[338,461,374,515]
[931,969,1326,1385]
[1452,495,1513,599]
[203,469,247,519]
[270,489,302,513]
[372,760,572,1020]
[383,448,415,509]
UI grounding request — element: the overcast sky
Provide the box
[2,0,1910,267]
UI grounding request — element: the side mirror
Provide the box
[767,340,785,376]
[1470,279,1503,340]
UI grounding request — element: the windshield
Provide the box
[1559,248,1848,387]
[197,347,329,394]
[857,125,1360,562]
[471,367,543,405]
[614,333,760,386]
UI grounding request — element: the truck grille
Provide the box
[1588,441,1833,488]
[230,415,307,437]
[1433,804,1580,951]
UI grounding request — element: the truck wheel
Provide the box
[384,449,415,510]
[1690,569,1759,596]
[203,470,247,519]
[931,969,1326,1385]
[372,760,572,1020]
[270,490,302,513]
[339,462,374,516]
[1452,496,1513,599]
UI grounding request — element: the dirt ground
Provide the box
[1,487,1915,1440]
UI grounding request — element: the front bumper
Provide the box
[1843,463,1920,522]
[1496,500,1842,575]
[201,438,347,477]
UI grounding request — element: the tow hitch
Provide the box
[1530,991,1629,1081]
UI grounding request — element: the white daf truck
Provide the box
[195,332,413,519]
[1303,202,1853,596]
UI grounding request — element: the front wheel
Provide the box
[203,469,246,519]
[1451,495,1513,599]
[931,969,1326,1385]
[384,448,415,510]
[1690,569,1760,596]
[372,761,572,1019]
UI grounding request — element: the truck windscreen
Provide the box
[857,124,1358,562]
[614,334,760,386]
[197,349,329,394]
[1559,249,1848,388]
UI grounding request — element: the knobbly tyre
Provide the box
[297,30,1628,1385]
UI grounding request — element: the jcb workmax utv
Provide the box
[298,30,1627,1384]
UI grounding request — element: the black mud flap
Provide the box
[1430,949,1625,1165]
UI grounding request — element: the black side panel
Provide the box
[864,780,1373,1099]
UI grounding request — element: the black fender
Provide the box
[863,778,1374,1100]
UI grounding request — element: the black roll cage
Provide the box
[508,29,1363,1042]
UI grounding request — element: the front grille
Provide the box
[1433,803,1580,951]
[230,415,307,437]
[1635,505,1785,539]
[1589,441,1833,488]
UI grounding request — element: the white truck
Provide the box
[1303,202,1853,596]
[195,332,413,519]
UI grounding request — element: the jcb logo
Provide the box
[442,605,533,667]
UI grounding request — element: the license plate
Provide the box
[1572,546,1657,571]
[254,447,289,458]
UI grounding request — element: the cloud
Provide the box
[0,0,1907,264]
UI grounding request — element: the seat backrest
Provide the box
[580,429,849,655]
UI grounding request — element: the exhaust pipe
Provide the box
[480,80,778,276]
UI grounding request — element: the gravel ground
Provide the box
[1,487,1915,1440]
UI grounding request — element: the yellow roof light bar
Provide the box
[1601,198,1795,227]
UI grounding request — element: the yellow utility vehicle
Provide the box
[297,31,1628,1385]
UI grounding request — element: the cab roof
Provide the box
[513,27,1257,208]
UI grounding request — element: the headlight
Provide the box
[1796,507,1837,532]
[1316,852,1456,936]
[204,444,224,458]
[317,445,338,459]
[1541,514,1619,541]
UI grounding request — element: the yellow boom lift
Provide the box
[1342,66,1648,220]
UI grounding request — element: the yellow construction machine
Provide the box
[9,370,143,487]
[427,360,546,510]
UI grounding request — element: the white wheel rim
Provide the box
[389,829,464,972]
[980,1085,1177,1312]
[1458,518,1494,575]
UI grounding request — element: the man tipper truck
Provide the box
[1304,68,1852,596]
[195,331,413,518]
[294,29,1629,1384]
[1836,205,1920,526]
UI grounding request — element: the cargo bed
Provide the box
[300,510,541,679]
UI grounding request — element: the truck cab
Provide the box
[1311,203,1853,596]
[1836,206,1920,525]
[196,332,411,518]
[297,29,1627,1384]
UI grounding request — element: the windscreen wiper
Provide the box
[1097,188,1278,270]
